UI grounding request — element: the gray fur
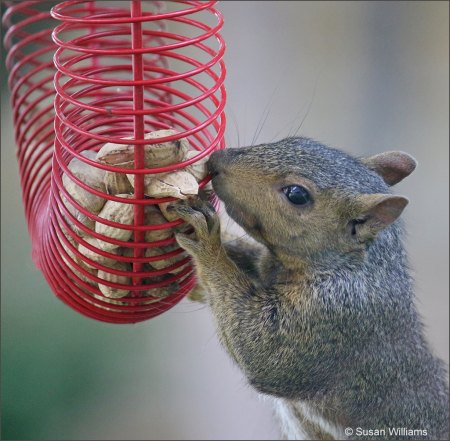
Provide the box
[173,137,449,440]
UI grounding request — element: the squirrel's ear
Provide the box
[361,151,417,186]
[348,194,409,241]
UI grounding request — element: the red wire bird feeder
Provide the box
[3,1,226,323]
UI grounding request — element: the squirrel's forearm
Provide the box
[195,245,254,295]
[188,233,263,303]
[194,246,273,365]
[195,248,320,399]
[220,231,263,279]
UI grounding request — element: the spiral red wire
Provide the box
[3,1,226,323]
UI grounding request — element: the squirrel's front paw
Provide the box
[168,199,222,263]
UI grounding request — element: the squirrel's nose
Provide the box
[208,148,246,176]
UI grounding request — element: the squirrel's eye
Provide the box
[283,185,311,205]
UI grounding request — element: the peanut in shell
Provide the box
[78,235,121,269]
[95,138,134,168]
[95,194,135,251]
[98,261,132,298]
[142,129,190,168]
[62,150,107,215]
[144,205,173,242]
[58,236,99,288]
[183,150,209,182]
[143,171,198,199]
[96,130,189,169]
[144,242,188,274]
[60,194,96,238]
[104,171,134,195]
[126,171,164,189]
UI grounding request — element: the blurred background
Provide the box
[1,2,448,440]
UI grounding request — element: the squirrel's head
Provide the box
[209,137,417,266]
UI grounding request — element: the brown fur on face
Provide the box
[208,139,408,271]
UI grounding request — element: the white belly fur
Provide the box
[272,398,345,440]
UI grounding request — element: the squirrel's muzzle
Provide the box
[208,148,247,177]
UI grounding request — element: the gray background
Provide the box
[1,2,448,440]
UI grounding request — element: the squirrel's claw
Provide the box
[169,199,220,236]
[171,201,209,237]
[174,232,199,255]
[187,198,220,235]
[170,198,221,259]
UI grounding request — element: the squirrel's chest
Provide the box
[273,398,345,440]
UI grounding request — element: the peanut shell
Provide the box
[144,205,173,242]
[144,242,188,274]
[95,194,135,251]
[126,171,164,189]
[104,171,134,195]
[60,194,95,238]
[144,171,198,199]
[98,261,132,298]
[78,235,121,269]
[96,130,189,169]
[59,236,98,287]
[183,150,209,182]
[95,138,134,168]
[142,129,190,168]
[62,150,107,214]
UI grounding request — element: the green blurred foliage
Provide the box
[1,208,154,440]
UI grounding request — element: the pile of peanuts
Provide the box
[58,130,208,301]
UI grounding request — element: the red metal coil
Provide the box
[3,1,226,323]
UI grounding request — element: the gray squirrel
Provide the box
[169,137,449,440]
